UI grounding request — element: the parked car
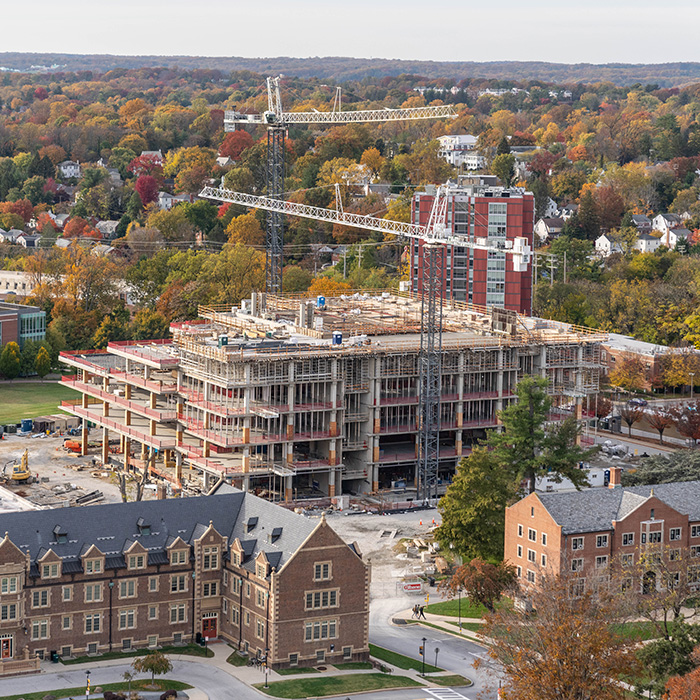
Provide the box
[627,398,648,407]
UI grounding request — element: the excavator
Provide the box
[2,450,33,484]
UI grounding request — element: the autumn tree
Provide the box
[307,277,351,297]
[662,351,700,392]
[670,401,700,446]
[479,571,640,700]
[219,130,254,159]
[491,153,516,187]
[442,559,516,613]
[0,342,21,380]
[359,147,385,180]
[609,354,648,393]
[134,175,159,205]
[34,346,51,379]
[131,650,172,684]
[647,409,675,444]
[225,212,265,246]
[619,404,645,437]
[664,646,700,700]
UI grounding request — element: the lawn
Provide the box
[445,620,485,632]
[333,661,373,670]
[0,678,191,700]
[426,674,471,686]
[0,382,76,424]
[611,621,661,642]
[369,643,442,674]
[255,672,422,698]
[62,643,212,664]
[226,649,249,666]
[424,598,490,618]
[275,666,319,675]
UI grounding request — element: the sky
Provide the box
[5,0,700,64]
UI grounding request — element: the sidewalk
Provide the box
[395,608,487,645]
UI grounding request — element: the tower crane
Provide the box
[201,183,532,504]
[223,77,457,296]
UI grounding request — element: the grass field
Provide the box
[0,382,75,424]
[426,674,471,686]
[369,643,442,673]
[275,666,319,675]
[611,621,661,641]
[62,643,212,664]
[255,673,422,698]
[0,678,191,700]
[424,598,489,618]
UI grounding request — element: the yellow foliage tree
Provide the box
[226,213,265,246]
[307,277,352,296]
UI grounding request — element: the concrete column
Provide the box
[203,440,210,458]
[102,399,109,417]
[124,410,131,427]
[287,369,294,439]
[175,453,183,483]
[285,475,293,502]
[372,464,379,493]
[124,384,132,400]
[242,446,250,472]
[119,434,125,453]
[144,366,151,381]
[456,429,463,457]
[149,393,156,410]
[101,427,109,463]
[539,346,548,377]
[141,442,147,460]
[80,425,88,456]
[124,438,131,467]
[243,417,250,444]
[286,443,294,465]
[176,428,183,445]
[330,410,337,438]
[329,439,337,466]
[372,437,380,464]
[81,392,89,409]
[241,475,250,492]
[328,469,336,498]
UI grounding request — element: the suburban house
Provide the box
[660,227,691,249]
[634,233,661,254]
[504,479,700,591]
[158,192,194,211]
[595,233,624,257]
[140,150,164,166]
[436,135,479,168]
[216,156,234,168]
[95,221,120,240]
[57,161,81,179]
[16,233,40,249]
[534,217,565,243]
[558,203,578,220]
[652,213,682,235]
[0,492,369,669]
[0,230,23,244]
[630,214,652,235]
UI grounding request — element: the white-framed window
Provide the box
[42,563,59,579]
[1,603,17,621]
[32,590,49,608]
[691,545,700,558]
[596,535,608,548]
[541,554,547,567]
[85,614,101,633]
[527,570,536,583]
[84,584,102,603]
[170,550,187,565]
[622,553,634,567]
[571,558,584,572]
[170,604,186,623]
[128,554,145,570]
[516,566,522,578]
[85,559,102,575]
[31,619,49,640]
[62,616,71,630]
[148,635,158,649]
[572,537,584,551]
[528,528,537,542]
[570,578,585,597]
[231,606,240,626]
[148,605,158,620]
[171,574,187,593]
[304,619,337,641]
[0,577,18,594]
[670,549,681,561]
[232,551,241,566]
[203,546,219,570]
[518,524,523,537]
[149,577,158,593]
[517,545,523,558]
[256,618,265,640]
[62,586,72,602]
[232,577,241,594]
[541,533,547,546]
[527,549,536,563]
[622,533,634,546]
[203,582,218,597]
[305,590,338,610]
[692,525,700,538]
[256,587,266,607]
[595,555,608,569]
[119,609,136,630]
[256,563,267,579]
[314,562,332,581]
[119,579,136,599]
[670,528,682,541]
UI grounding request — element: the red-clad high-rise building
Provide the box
[410,177,535,314]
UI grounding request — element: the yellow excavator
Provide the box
[2,450,33,484]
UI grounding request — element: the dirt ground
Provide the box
[0,432,137,507]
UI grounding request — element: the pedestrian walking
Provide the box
[419,605,426,619]
[412,604,419,618]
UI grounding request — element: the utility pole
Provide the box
[563,250,567,284]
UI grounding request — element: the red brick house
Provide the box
[504,478,700,590]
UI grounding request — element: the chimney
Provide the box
[157,484,167,500]
[608,466,622,489]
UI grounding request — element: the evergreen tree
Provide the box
[496,136,511,155]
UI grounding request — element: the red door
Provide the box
[202,617,217,639]
[1,639,12,659]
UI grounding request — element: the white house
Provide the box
[534,217,565,243]
[57,160,81,179]
[630,214,652,234]
[95,220,120,239]
[634,233,661,254]
[660,227,691,249]
[140,150,164,166]
[158,191,193,211]
[595,233,624,257]
[558,203,579,221]
[542,198,558,218]
[16,233,40,248]
[437,135,480,168]
[0,229,23,244]
[652,213,682,235]
[216,156,234,168]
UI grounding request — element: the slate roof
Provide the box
[537,481,700,535]
[0,492,318,578]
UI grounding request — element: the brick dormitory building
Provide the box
[504,475,700,591]
[0,491,369,670]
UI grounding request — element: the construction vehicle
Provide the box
[63,439,82,454]
[2,450,33,484]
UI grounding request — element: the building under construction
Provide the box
[59,291,605,501]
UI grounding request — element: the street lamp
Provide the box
[458,586,462,634]
[85,670,91,700]
[420,637,426,677]
[690,372,696,401]
[434,647,440,669]
[264,647,270,688]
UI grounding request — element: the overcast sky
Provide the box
[5,0,700,64]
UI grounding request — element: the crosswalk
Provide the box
[426,689,471,700]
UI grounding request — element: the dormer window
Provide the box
[85,559,102,574]
[270,528,282,544]
[128,554,146,570]
[53,525,68,544]
[257,562,268,579]
[137,518,151,536]
[232,551,241,567]
[170,550,187,565]
[203,546,219,570]
[246,518,258,534]
[42,563,59,579]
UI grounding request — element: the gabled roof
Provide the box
[0,492,320,577]
[536,481,700,534]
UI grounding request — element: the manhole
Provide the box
[316,665,327,671]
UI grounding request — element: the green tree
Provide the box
[491,153,516,187]
[0,342,21,380]
[129,309,170,340]
[131,650,173,684]
[435,447,517,561]
[442,558,516,613]
[34,346,51,379]
[496,136,511,155]
[622,450,700,486]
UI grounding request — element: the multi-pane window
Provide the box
[203,547,219,570]
[119,609,136,630]
[571,558,584,572]
[119,580,136,598]
[692,525,700,538]
[670,528,682,541]
[304,619,337,641]
[570,579,585,597]
[305,590,338,610]
[85,559,102,574]
[62,615,71,630]
[1,604,17,621]
[171,575,186,593]
[0,577,18,594]
[203,582,218,597]
[232,577,241,595]
[231,606,240,626]
[648,532,662,544]
[31,619,49,640]
[595,556,609,569]
[32,590,49,608]
[622,533,634,546]
[128,554,145,569]
[256,587,266,607]
[149,577,158,592]
[42,563,59,579]
[527,570,536,583]
[572,537,584,551]
[170,604,186,623]
[148,606,158,620]
[314,562,331,581]
[62,586,72,602]
[256,618,265,640]
[622,554,634,567]
[85,614,100,633]
[528,529,537,542]
[691,545,700,558]
[85,584,102,603]
[527,549,536,563]
[171,550,187,565]
[596,535,608,548]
